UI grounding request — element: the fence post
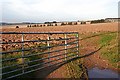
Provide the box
[76,33,79,57]
[47,34,50,66]
[21,33,25,73]
[64,34,67,61]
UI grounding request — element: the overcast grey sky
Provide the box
[1,0,119,23]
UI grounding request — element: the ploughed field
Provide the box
[1,22,118,49]
[1,22,119,78]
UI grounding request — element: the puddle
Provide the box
[88,67,120,78]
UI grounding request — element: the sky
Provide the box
[1,0,119,23]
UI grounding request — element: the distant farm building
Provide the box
[105,18,120,22]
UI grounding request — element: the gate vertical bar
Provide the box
[21,33,25,73]
[64,34,67,61]
[47,34,50,66]
[76,33,79,57]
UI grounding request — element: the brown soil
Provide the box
[1,22,119,78]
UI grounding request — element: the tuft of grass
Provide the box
[62,60,87,78]
[101,46,119,63]
[99,33,116,46]
[99,32,119,67]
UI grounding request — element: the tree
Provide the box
[53,21,57,23]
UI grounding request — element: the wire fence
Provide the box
[0,32,79,80]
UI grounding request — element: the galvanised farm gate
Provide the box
[0,32,80,80]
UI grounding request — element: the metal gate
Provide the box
[0,32,79,80]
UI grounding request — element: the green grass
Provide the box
[62,59,88,78]
[80,31,119,68]
[65,61,83,78]
[97,32,119,68]
[101,46,119,63]
[99,32,119,64]
[99,32,116,46]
